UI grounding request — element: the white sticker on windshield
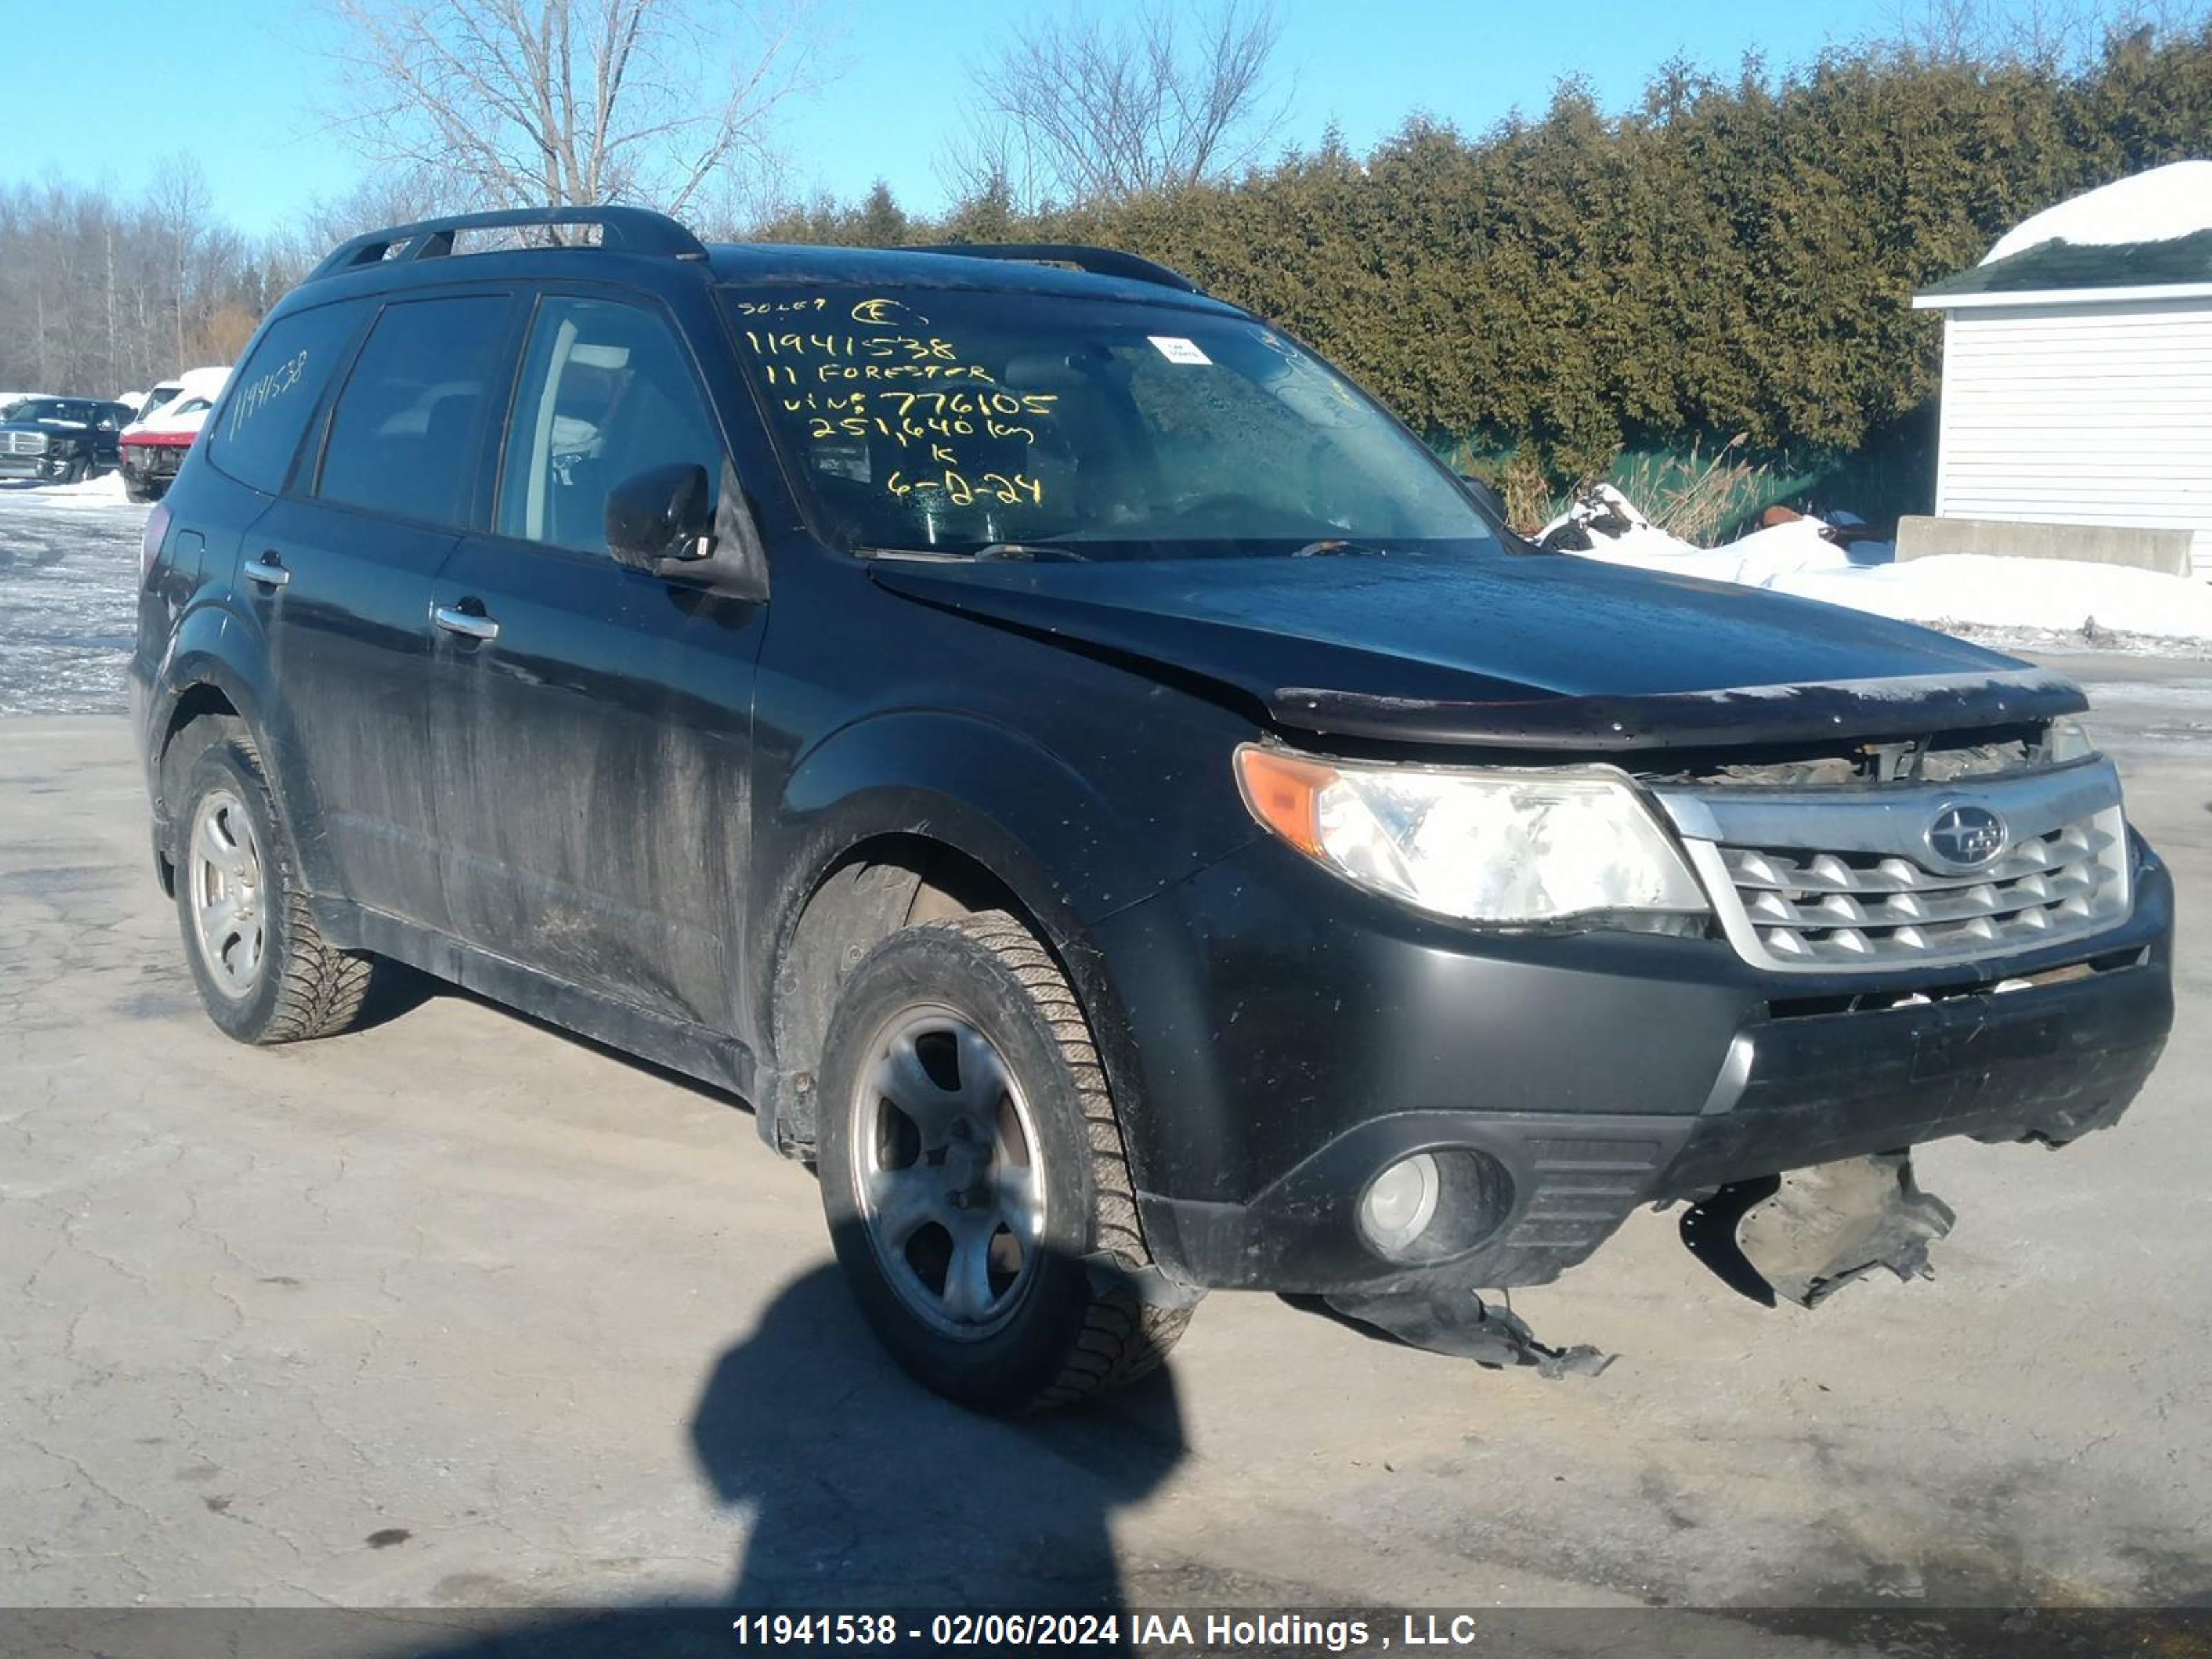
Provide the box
[1148,335,1212,365]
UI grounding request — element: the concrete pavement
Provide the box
[1,677,2206,1625]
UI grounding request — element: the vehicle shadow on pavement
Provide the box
[691,1260,1187,1607]
[391,1259,1185,1658]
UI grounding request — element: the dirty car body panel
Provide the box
[132,221,2175,1367]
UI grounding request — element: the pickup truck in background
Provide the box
[0,397,132,484]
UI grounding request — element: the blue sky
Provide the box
[4,0,1909,237]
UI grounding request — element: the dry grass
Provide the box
[1613,434,1778,545]
[1499,451,1553,537]
[1462,434,1787,545]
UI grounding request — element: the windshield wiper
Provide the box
[975,542,1088,562]
[859,542,1089,563]
[1292,538,1396,558]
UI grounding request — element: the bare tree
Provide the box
[942,1,1288,212]
[147,156,214,373]
[1880,0,2208,65]
[0,169,280,395]
[321,0,830,216]
[270,165,458,279]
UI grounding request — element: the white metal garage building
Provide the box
[1913,160,2212,577]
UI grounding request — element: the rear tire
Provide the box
[172,731,379,1045]
[816,912,1194,1412]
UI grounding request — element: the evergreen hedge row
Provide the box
[762,28,2212,490]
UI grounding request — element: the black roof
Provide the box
[704,241,1239,313]
[1920,227,2212,299]
[300,206,1235,317]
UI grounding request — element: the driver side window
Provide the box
[497,294,723,556]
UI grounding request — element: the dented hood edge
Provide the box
[1270,671,2088,751]
[868,561,2086,750]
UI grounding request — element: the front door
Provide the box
[424,287,767,1032]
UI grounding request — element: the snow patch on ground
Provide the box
[1984,158,2212,261]
[0,481,148,715]
[0,472,133,507]
[1549,487,2212,648]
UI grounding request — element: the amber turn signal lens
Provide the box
[1234,745,1339,858]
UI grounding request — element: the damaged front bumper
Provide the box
[1323,1150,1960,1371]
[1130,859,2173,1360]
[1678,1150,1956,1310]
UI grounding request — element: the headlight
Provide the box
[2045,716,2098,763]
[1235,743,1709,928]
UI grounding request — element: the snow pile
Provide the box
[1984,159,2212,262]
[1546,485,2212,646]
[1544,487,1869,586]
[1781,554,2212,643]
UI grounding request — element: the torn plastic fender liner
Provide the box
[1309,1286,1613,1378]
[1680,1152,1957,1310]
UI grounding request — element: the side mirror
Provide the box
[606,462,714,572]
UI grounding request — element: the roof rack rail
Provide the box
[310,206,707,282]
[910,242,1206,296]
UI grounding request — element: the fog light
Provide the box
[1360,1152,1442,1257]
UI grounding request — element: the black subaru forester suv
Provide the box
[133,207,2173,1410]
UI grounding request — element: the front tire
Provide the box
[172,732,379,1044]
[817,912,1194,1412]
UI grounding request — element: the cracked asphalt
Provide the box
[1,479,2208,1641]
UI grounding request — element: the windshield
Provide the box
[10,401,87,427]
[721,285,1497,559]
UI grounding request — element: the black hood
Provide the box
[868,550,2085,751]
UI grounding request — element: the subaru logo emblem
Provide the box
[1927,804,2008,869]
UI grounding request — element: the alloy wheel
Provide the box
[848,1004,1047,1340]
[188,789,267,998]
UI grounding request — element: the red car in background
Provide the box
[120,365,229,503]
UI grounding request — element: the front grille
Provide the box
[2,431,46,456]
[1711,810,2128,968]
[1656,760,2134,974]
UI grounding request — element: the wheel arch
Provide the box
[754,724,1173,1164]
[760,816,1104,1160]
[149,612,336,896]
[148,648,265,888]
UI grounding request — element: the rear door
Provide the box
[424,283,767,1031]
[246,290,517,932]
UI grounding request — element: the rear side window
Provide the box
[317,295,509,527]
[209,299,364,493]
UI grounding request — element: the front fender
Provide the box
[751,703,1260,1183]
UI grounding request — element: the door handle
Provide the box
[432,603,500,642]
[242,552,290,588]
